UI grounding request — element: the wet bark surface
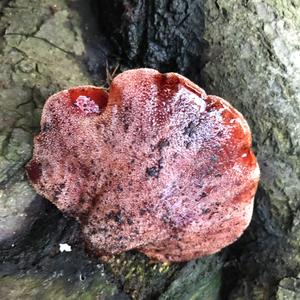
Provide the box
[0,0,299,299]
[202,1,300,299]
[94,0,206,81]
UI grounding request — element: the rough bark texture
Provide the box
[95,0,206,81]
[202,1,300,299]
[0,0,299,299]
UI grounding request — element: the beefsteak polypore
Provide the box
[26,68,259,262]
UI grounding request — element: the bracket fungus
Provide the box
[26,68,259,262]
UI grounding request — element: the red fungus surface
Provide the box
[26,68,259,262]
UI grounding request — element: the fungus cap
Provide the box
[26,68,259,262]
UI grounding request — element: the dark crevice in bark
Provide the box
[220,186,292,299]
[67,0,115,84]
[136,0,150,67]
[0,0,12,16]
[92,0,206,83]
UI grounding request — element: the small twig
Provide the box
[105,61,120,87]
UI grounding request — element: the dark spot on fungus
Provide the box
[26,161,42,184]
[106,210,125,225]
[210,155,218,163]
[127,218,134,225]
[157,138,170,151]
[123,122,129,132]
[139,208,147,216]
[146,166,159,178]
[202,208,211,214]
[116,185,123,192]
[184,141,192,149]
[79,213,89,225]
[183,121,197,137]
[41,122,52,132]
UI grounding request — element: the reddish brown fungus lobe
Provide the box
[26,68,259,262]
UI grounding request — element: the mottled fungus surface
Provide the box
[26,68,259,262]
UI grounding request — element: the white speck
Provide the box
[59,243,72,252]
[11,243,15,247]
[241,153,247,158]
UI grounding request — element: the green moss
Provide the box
[105,252,222,300]
[0,273,119,300]
[202,0,300,296]
[106,252,181,299]
[276,276,300,300]
[160,255,222,300]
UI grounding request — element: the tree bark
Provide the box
[0,0,299,299]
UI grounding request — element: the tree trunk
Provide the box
[0,0,299,299]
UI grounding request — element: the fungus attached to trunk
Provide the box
[26,68,259,262]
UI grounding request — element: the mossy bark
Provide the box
[202,1,300,299]
[0,0,299,299]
